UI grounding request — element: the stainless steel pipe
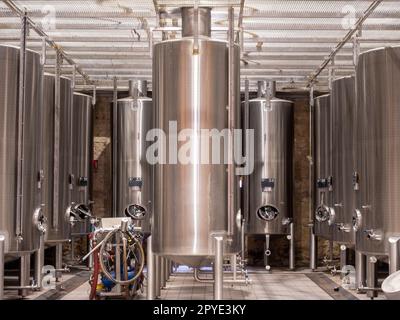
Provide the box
[214,236,224,300]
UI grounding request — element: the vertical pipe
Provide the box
[53,50,61,229]
[388,237,400,274]
[19,254,30,297]
[227,6,235,236]
[309,84,315,224]
[355,251,366,289]
[16,11,28,238]
[55,243,63,282]
[214,236,224,300]
[366,256,378,299]
[309,83,317,271]
[115,232,121,294]
[88,238,93,269]
[146,235,155,300]
[35,235,44,289]
[112,77,118,217]
[309,226,318,271]
[289,223,295,270]
[242,78,249,263]
[0,235,4,300]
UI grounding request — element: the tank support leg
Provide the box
[34,235,44,289]
[160,258,166,289]
[309,226,318,271]
[289,223,295,270]
[70,237,75,261]
[55,243,63,282]
[164,258,170,282]
[231,254,237,281]
[19,254,30,297]
[389,237,400,274]
[264,234,271,271]
[0,236,4,300]
[339,244,349,278]
[366,256,378,299]
[87,237,93,270]
[241,219,245,263]
[155,255,161,298]
[355,251,366,290]
[146,236,155,300]
[214,236,224,300]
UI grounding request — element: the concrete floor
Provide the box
[3,266,386,300]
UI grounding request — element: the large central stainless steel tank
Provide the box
[42,74,73,244]
[70,92,93,236]
[115,80,153,234]
[354,46,400,256]
[330,76,355,245]
[245,82,294,235]
[152,7,241,266]
[0,45,44,255]
[314,94,333,240]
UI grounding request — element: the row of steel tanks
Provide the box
[0,44,93,299]
[313,46,400,297]
[243,81,295,271]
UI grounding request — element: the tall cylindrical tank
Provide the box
[69,93,93,236]
[115,80,153,234]
[354,46,400,255]
[0,45,44,254]
[42,74,73,244]
[245,81,294,235]
[152,7,241,266]
[314,94,333,240]
[330,76,355,245]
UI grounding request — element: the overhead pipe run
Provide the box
[307,0,383,85]
[3,0,91,83]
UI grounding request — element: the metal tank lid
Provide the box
[315,93,330,100]
[0,44,40,56]
[43,72,72,82]
[331,75,355,85]
[73,92,92,98]
[359,45,400,60]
